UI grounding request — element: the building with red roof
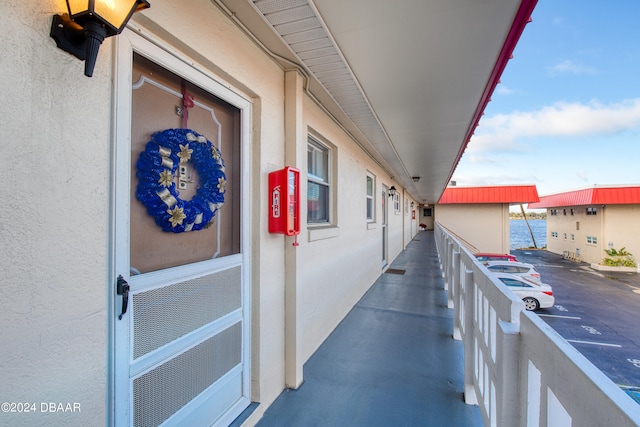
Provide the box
[528,185,640,268]
[431,185,540,254]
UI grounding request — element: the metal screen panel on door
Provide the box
[132,266,242,358]
[132,322,242,426]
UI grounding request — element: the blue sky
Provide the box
[452,1,640,199]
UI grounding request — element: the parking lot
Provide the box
[512,249,640,401]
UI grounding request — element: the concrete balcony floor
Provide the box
[256,232,483,426]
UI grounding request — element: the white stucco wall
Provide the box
[1,1,112,425]
[435,204,510,254]
[603,205,640,265]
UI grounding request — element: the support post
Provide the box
[452,251,461,336]
[449,251,459,309]
[496,320,520,426]
[463,268,478,405]
[284,69,305,389]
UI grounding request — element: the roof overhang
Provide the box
[216,0,537,204]
[438,185,540,204]
[528,185,640,208]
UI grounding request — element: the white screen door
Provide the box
[111,31,251,427]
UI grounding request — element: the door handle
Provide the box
[116,275,130,320]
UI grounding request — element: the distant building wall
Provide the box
[419,205,435,230]
[435,204,510,254]
[603,205,640,264]
[545,205,640,266]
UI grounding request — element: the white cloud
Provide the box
[496,85,515,95]
[547,59,597,75]
[468,99,640,153]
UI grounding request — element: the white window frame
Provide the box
[393,193,400,213]
[366,172,375,222]
[307,134,333,225]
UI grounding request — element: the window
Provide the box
[576,222,580,230]
[587,236,598,245]
[502,265,520,274]
[570,208,575,216]
[366,173,375,222]
[571,234,575,241]
[393,193,400,213]
[499,278,532,288]
[587,207,598,215]
[563,233,567,240]
[307,136,330,223]
[550,209,558,216]
[563,209,567,216]
[551,232,558,238]
[423,208,432,217]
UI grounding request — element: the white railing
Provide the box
[435,223,640,427]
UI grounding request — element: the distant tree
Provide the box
[509,211,546,220]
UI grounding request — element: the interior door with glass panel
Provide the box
[113,34,250,427]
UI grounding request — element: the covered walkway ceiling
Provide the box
[216,0,537,204]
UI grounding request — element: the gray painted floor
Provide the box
[256,231,483,426]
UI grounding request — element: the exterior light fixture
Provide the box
[410,202,414,208]
[388,186,397,197]
[50,0,150,77]
[412,176,420,182]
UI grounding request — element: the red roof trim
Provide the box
[438,185,539,204]
[528,186,640,208]
[443,0,539,197]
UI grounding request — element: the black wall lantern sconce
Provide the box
[388,186,397,197]
[50,0,150,77]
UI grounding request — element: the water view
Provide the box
[510,219,546,250]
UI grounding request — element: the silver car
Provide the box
[493,272,555,311]
[483,260,542,284]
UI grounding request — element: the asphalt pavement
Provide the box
[512,249,640,402]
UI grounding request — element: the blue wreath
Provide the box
[135,128,226,233]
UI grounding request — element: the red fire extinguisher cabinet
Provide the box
[268,167,300,237]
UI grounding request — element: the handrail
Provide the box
[435,222,640,426]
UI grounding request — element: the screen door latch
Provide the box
[116,275,130,320]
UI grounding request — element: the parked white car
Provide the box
[484,260,542,284]
[493,272,555,311]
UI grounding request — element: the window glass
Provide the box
[366,173,374,221]
[500,278,522,287]
[307,136,330,223]
[393,193,400,212]
[503,266,519,274]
